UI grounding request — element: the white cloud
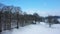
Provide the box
[24,8,60,17]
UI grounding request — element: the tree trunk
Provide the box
[16,14,19,29]
[0,13,2,32]
[49,23,51,27]
[0,22,2,32]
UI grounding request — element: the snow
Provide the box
[58,19,60,22]
[1,22,60,34]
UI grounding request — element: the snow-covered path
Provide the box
[1,22,60,34]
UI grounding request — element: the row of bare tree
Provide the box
[0,3,22,32]
[0,3,43,32]
[45,16,60,27]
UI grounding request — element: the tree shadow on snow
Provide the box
[50,26,60,29]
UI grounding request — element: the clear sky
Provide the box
[0,0,60,16]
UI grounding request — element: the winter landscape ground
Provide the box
[1,22,60,34]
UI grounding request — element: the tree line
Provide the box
[0,3,43,32]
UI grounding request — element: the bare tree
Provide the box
[0,11,2,32]
[14,7,22,28]
[33,13,40,24]
[47,16,53,27]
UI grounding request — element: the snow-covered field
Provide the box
[1,22,60,34]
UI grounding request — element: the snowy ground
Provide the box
[1,22,60,34]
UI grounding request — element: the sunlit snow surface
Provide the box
[1,22,60,34]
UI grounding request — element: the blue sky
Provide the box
[0,0,60,16]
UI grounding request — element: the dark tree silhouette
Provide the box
[0,11,2,32]
[46,16,53,27]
